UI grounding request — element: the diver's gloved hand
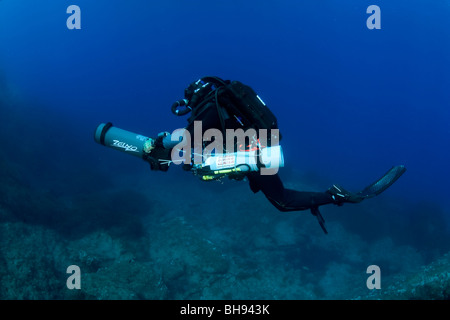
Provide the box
[326,184,364,206]
[142,133,172,172]
[145,146,171,171]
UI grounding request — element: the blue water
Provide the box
[1,0,449,300]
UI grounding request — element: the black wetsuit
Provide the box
[184,104,336,212]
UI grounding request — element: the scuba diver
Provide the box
[94,76,406,233]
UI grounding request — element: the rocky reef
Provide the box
[1,177,449,300]
[362,252,450,300]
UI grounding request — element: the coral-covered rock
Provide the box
[365,251,450,300]
[0,222,64,299]
[148,216,230,298]
[79,260,167,300]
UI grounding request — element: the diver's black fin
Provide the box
[357,165,406,199]
[318,165,406,234]
[311,207,328,234]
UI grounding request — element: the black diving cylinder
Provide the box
[94,122,152,158]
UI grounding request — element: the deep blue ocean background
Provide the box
[1,0,449,300]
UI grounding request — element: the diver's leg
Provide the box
[276,189,335,211]
[247,173,335,212]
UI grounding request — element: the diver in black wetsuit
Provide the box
[95,76,406,233]
[141,76,406,232]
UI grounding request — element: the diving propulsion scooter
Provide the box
[94,122,154,159]
[94,122,284,181]
[311,165,407,234]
